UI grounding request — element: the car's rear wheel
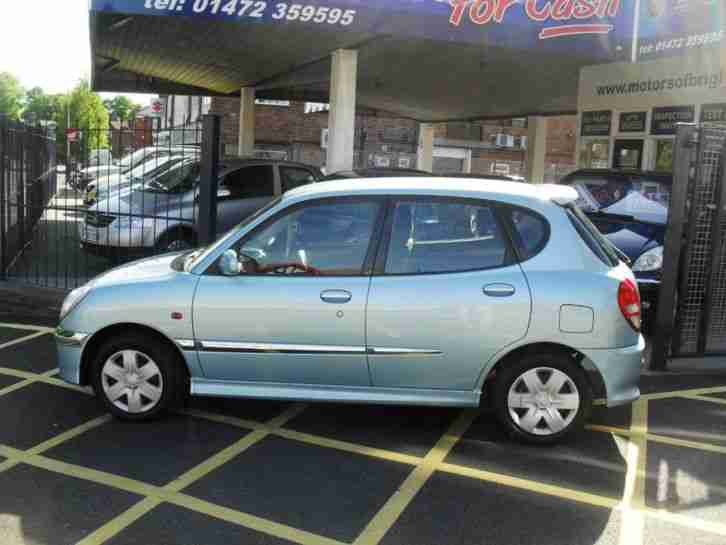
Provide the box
[493,353,591,445]
[91,333,185,421]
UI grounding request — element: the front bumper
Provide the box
[580,335,645,407]
[55,328,89,385]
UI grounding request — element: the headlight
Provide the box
[632,246,663,272]
[60,285,92,321]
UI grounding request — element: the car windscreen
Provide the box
[568,177,670,222]
[118,148,149,169]
[129,156,184,181]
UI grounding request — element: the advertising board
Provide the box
[92,0,635,61]
[638,0,725,60]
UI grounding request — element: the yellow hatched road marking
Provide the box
[438,462,621,510]
[185,407,424,467]
[618,399,648,545]
[641,385,726,401]
[0,323,55,333]
[0,365,90,394]
[75,403,309,545]
[169,492,347,545]
[0,330,51,351]
[353,409,478,545]
[681,393,726,406]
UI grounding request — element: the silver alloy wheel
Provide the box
[101,350,164,414]
[507,367,580,436]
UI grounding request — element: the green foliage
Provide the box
[54,79,111,161]
[22,87,64,125]
[103,95,142,124]
[0,72,24,120]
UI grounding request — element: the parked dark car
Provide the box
[559,169,671,326]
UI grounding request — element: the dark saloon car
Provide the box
[559,169,671,325]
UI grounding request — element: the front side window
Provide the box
[384,199,508,274]
[280,167,316,192]
[223,165,274,198]
[238,200,381,276]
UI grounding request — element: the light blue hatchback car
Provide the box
[56,178,644,444]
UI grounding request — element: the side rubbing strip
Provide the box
[197,341,367,355]
[367,347,442,356]
[176,339,196,350]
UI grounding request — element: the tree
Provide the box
[0,72,24,120]
[103,95,141,124]
[22,87,63,125]
[55,79,110,161]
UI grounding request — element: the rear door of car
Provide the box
[216,164,276,233]
[365,196,532,391]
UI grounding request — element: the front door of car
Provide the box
[366,198,532,391]
[216,165,276,234]
[193,197,385,386]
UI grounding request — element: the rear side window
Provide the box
[566,205,620,267]
[384,199,509,274]
[280,167,316,192]
[506,208,549,260]
[223,165,274,198]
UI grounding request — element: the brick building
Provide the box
[209,97,577,182]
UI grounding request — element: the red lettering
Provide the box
[572,0,597,19]
[595,0,609,17]
[552,0,574,20]
[494,0,518,23]
[469,0,496,25]
[525,0,551,22]
[607,0,620,17]
[448,0,468,26]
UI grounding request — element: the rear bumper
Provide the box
[581,335,645,407]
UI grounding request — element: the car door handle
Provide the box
[483,284,515,297]
[320,290,352,304]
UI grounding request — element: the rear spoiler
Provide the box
[538,184,578,205]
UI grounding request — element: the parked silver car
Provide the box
[57,178,643,444]
[79,158,320,257]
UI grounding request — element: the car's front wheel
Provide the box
[91,333,185,420]
[493,353,591,445]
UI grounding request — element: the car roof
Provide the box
[284,177,577,207]
[220,157,321,172]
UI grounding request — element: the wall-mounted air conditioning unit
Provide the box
[495,134,515,148]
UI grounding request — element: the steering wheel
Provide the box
[257,262,321,275]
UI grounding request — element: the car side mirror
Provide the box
[217,188,232,199]
[219,249,241,276]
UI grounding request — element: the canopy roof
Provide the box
[91,0,634,121]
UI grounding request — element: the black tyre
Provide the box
[90,333,186,421]
[493,352,592,445]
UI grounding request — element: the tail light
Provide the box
[618,279,641,332]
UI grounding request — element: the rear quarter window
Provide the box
[505,207,549,260]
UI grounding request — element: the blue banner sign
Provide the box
[92,0,634,61]
[638,0,725,60]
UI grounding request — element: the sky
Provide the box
[0,0,152,104]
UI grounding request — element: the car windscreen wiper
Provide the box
[584,211,664,228]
